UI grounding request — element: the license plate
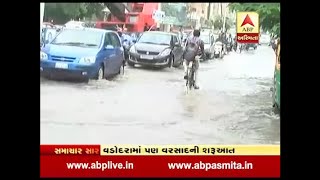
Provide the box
[140,55,153,60]
[215,51,220,54]
[55,62,68,69]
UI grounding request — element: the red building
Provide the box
[96,3,159,32]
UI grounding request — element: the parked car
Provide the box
[259,34,271,45]
[42,22,54,29]
[65,21,85,29]
[128,31,184,68]
[199,32,214,60]
[40,28,124,81]
[245,43,258,50]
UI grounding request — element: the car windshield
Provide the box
[200,35,210,44]
[138,33,171,45]
[51,30,103,48]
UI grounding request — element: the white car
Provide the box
[65,21,85,29]
[259,34,271,45]
[200,33,214,59]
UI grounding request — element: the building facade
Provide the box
[187,3,209,28]
[208,3,235,21]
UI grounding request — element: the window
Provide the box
[200,35,210,44]
[51,29,103,48]
[129,16,138,23]
[104,33,112,46]
[172,35,178,45]
[177,34,182,44]
[109,33,121,47]
[138,32,171,45]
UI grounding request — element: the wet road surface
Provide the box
[41,45,280,144]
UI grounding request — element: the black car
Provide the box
[128,31,184,68]
[245,43,258,50]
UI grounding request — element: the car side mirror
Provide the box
[105,45,114,50]
[45,40,49,44]
[132,40,137,43]
[174,42,180,47]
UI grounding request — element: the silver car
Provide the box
[199,33,215,60]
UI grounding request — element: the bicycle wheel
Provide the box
[185,71,189,87]
[188,69,194,90]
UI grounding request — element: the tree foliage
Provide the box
[162,3,187,24]
[213,16,232,31]
[228,3,280,35]
[44,3,105,24]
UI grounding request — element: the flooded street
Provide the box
[41,45,280,144]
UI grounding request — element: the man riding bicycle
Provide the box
[183,29,205,90]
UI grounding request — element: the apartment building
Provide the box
[209,3,235,20]
[187,3,209,27]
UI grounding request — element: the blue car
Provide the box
[40,28,124,81]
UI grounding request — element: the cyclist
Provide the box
[182,29,205,89]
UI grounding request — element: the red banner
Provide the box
[236,33,259,43]
[41,145,100,155]
[40,155,280,177]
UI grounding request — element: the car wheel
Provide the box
[127,61,135,67]
[168,55,173,68]
[118,61,124,74]
[83,78,89,83]
[95,64,104,80]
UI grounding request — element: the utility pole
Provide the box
[207,3,212,21]
[157,3,162,29]
[222,7,227,33]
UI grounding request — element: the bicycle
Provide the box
[185,60,196,93]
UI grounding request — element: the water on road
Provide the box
[40,45,280,144]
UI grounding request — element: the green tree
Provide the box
[85,3,105,20]
[213,16,232,31]
[228,3,280,35]
[162,3,187,24]
[162,3,177,17]
[214,17,223,30]
[44,3,105,24]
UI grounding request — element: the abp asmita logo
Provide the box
[236,12,259,43]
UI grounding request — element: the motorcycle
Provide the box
[233,41,237,52]
[213,41,224,59]
[226,41,232,54]
[237,43,245,53]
